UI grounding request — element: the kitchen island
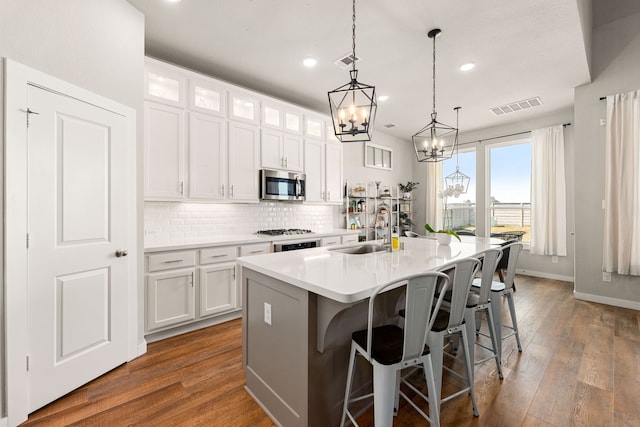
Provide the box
[237,236,501,427]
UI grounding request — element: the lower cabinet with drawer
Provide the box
[145,242,272,340]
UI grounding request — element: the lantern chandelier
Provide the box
[444,107,470,197]
[327,0,377,143]
[412,28,459,162]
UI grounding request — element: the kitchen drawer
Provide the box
[321,236,341,247]
[240,243,271,256]
[200,246,237,265]
[341,235,359,245]
[148,250,196,272]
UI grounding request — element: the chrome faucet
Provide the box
[378,203,393,251]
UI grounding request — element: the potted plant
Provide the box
[424,223,460,245]
[399,181,419,199]
[399,212,413,231]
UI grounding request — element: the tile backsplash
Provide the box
[144,201,341,244]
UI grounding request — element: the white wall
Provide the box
[343,130,414,194]
[0,0,144,419]
[573,11,640,307]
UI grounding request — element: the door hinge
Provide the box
[21,108,40,128]
[26,355,30,371]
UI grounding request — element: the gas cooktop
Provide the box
[257,229,314,236]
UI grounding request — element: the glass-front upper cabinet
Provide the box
[304,115,324,140]
[229,90,259,123]
[262,102,283,129]
[284,110,303,134]
[189,79,226,117]
[145,61,186,107]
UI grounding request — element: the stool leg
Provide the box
[423,355,440,427]
[460,329,479,417]
[340,343,358,427]
[373,363,395,427]
[490,291,503,361]
[506,292,522,352]
[485,304,504,379]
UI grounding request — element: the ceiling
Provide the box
[127,0,591,140]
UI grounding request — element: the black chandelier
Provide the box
[327,0,377,143]
[412,28,459,162]
[444,107,470,196]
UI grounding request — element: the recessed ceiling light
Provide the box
[460,63,475,71]
[166,0,182,3]
[303,58,317,68]
[378,95,389,102]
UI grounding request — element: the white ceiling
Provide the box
[127,0,591,140]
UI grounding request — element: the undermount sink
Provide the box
[329,244,389,255]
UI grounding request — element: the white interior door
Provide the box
[26,84,129,412]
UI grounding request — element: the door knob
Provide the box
[115,249,128,257]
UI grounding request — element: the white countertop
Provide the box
[144,229,359,253]
[237,236,504,303]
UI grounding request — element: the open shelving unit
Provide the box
[344,182,400,242]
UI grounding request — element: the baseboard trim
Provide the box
[144,310,242,343]
[516,269,574,283]
[573,291,640,310]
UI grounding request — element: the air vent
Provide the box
[490,97,543,116]
[383,123,397,129]
[334,52,360,69]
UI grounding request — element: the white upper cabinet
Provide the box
[145,61,186,107]
[304,115,324,140]
[144,101,186,200]
[228,121,260,202]
[284,110,303,134]
[189,113,226,200]
[189,78,227,117]
[262,102,283,130]
[229,90,259,123]
[303,138,343,205]
[261,129,303,172]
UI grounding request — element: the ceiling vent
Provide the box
[490,96,543,116]
[383,123,397,129]
[334,52,360,69]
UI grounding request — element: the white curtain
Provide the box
[425,162,443,231]
[530,125,567,256]
[603,90,640,275]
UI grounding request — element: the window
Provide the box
[364,142,392,170]
[442,149,476,232]
[489,140,531,242]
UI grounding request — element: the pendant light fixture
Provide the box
[327,0,377,143]
[412,28,459,162]
[444,107,470,196]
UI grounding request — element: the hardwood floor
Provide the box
[20,276,640,427]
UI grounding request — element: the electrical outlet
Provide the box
[264,302,272,325]
[602,272,612,282]
[552,256,558,263]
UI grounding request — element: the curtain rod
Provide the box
[456,122,572,147]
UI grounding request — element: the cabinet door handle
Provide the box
[221,185,225,197]
[210,254,227,258]
[164,259,184,264]
[327,191,331,201]
[230,185,234,197]
[180,181,184,196]
[285,157,288,168]
[190,271,194,287]
[249,250,263,254]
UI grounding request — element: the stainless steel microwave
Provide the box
[260,169,306,201]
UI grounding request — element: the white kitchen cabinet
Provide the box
[261,129,303,172]
[228,120,260,201]
[284,110,303,134]
[239,242,272,256]
[199,263,236,318]
[144,101,186,200]
[145,60,186,107]
[321,236,341,247]
[229,90,259,123]
[189,78,226,117]
[304,139,343,205]
[304,115,324,140]
[341,235,359,245]
[146,268,196,332]
[189,112,226,200]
